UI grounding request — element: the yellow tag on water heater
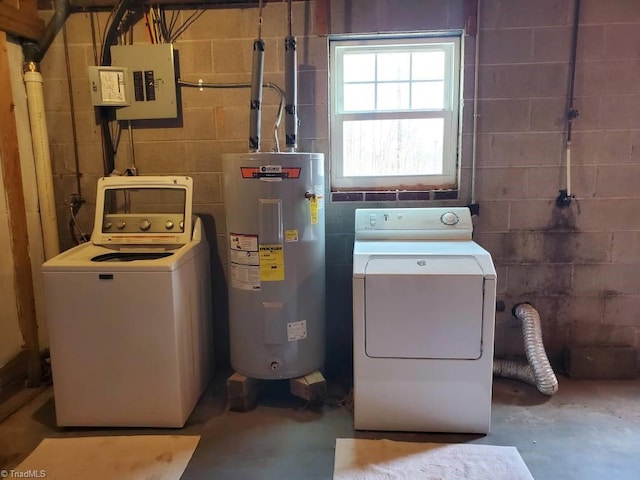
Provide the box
[310,197,318,225]
[259,244,284,281]
[285,230,299,242]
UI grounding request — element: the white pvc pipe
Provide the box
[24,68,60,260]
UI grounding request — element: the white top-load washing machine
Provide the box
[42,176,212,427]
[353,207,496,433]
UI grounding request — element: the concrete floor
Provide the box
[1,373,639,479]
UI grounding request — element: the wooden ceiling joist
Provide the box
[0,0,45,41]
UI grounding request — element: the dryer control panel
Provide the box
[355,207,473,241]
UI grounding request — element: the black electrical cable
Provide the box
[99,0,133,176]
[171,10,205,42]
[159,7,171,42]
[101,0,131,66]
[566,0,581,143]
[168,8,179,37]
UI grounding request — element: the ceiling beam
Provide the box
[0,1,45,41]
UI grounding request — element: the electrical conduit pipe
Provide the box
[23,63,60,260]
[493,303,559,396]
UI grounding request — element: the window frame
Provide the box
[329,33,463,192]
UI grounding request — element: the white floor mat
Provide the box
[12,435,200,480]
[334,438,535,480]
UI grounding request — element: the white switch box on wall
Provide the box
[88,66,129,107]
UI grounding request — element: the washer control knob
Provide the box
[179,220,184,231]
[103,221,112,230]
[441,212,459,226]
[369,214,376,226]
[116,220,126,230]
[165,220,174,230]
[139,219,151,231]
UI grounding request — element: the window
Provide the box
[330,34,462,192]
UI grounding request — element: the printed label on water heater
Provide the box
[230,233,258,252]
[230,249,259,266]
[287,320,307,341]
[259,244,285,281]
[229,233,261,290]
[230,264,261,291]
[310,197,319,225]
[285,230,299,242]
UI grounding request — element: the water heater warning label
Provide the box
[230,233,258,252]
[309,197,319,225]
[230,264,261,291]
[259,244,285,281]
[287,320,307,342]
[230,233,260,290]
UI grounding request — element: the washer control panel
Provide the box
[355,207,473,240]
[102,213,185,234]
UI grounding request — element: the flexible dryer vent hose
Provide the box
[493,303,559,396]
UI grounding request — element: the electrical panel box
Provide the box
[110,44,178,121]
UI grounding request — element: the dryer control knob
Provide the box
[139,219,151,231]
[441,212,459,226]
[103,221,112,230]
[165,220,174,230]
[116,221,126,230]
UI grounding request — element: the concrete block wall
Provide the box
[38,2,325,370]
[38,0,640,379]
[473,0,640,367]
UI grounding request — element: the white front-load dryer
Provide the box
[42,176,213,428]
[353,207,496,433]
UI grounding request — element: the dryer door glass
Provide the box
[364,256,484,359]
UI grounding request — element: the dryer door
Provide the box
[364,256,484,359]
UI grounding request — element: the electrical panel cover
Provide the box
[110,44,178,120]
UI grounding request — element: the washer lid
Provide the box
[364,256,485,360]
[92,176,193,247]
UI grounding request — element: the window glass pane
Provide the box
[411,81,444,109]
[377,82,410,110]
[343,83,375,111]
[377,52,410,81]
[343,53,376,82]
[342,118,444,176]
[412,51,445,80]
